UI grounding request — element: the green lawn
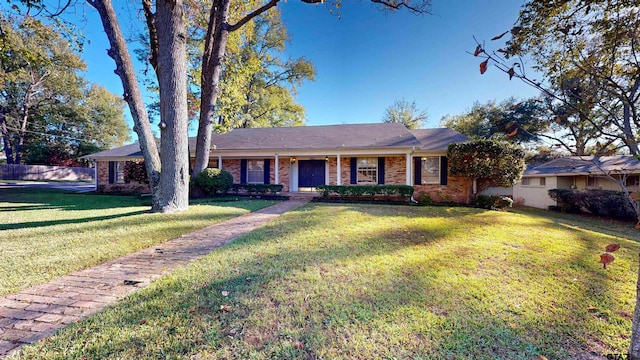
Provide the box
[12,203,639,359]
[0,188,274,296]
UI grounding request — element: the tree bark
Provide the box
[193,0,281,178]
[155,0,189,213]
[192,0,232,178]
[87,0,162,211]
[0,113,14,164]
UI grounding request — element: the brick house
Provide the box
[84,123,472,203]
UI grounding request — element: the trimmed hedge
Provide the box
[474,195,513,210]
[193,168,233,196]
[231,183,284,195]
[548,188,636,220]
[316,185,414,198]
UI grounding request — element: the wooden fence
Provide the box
[0,164,94,181]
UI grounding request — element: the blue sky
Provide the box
[75,0,540,136]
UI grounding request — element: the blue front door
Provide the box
[298,160,325,187]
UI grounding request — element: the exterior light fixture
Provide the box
[325,156,329,161]
[291,157,296,163]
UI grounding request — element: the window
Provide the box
[357,158,378,184]
[247,160,264,184]
[421,157,440,184]
[626,175,640,187]
[115,161,126,183]
[522,177,545,186]
[587,176,599,187]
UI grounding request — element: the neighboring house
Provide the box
[507,156,640,209]
[83,123,472,203]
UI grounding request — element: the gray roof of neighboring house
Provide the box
[83,123,469,159]
[524,155,640,177]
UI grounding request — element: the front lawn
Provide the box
[0,188,274,296]
[13,203,639,359]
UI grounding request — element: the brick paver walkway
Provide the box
[0,200,309,358]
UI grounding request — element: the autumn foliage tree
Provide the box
[447,140,526,197]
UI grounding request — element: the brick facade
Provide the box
[413,175,472,204]
[96,161,150,194]
[96,156,472,204]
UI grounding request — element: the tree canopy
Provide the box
[447,139,526,196]
[0,14,129,165]
[440,98,547,145]
[382,99,427,129]
[475,0,639,156]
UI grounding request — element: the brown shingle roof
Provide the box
[84,124,468,159]
[410,128,470,151]
[205,123,421,150]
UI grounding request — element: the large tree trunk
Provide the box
[87,0,162,211]
[192,0,280,177]
[192,0,232,178]
[155,0,189,213]
[0,114,15,164]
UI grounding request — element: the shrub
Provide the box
[548,188,636,220]
[124,161,148,184]
[193,168,233,196]
[231,184,284,195]
[316,185,414,199]
[474,195,513,210]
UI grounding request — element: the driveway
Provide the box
[0,181,96,193]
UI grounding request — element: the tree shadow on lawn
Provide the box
[0,187,147,212]
[16,203,633,359]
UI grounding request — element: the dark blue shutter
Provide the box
[263,159,270,184]
[378,157,385,184]
[240,159,247,184]
[414,157,421,185]
[108,161,115,184]
[440,156,448,185]
[350,157,357,184]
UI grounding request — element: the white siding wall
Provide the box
[513,176,557,209]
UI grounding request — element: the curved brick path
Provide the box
[0,200,309,358]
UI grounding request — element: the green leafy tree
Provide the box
[0,15,84,164]
[382,99,427,129]
[22,84,130,165]
[441,98,547,145]
[447,140,526,197]
[474,0,638,156]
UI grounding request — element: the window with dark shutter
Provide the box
[378,157,385,184]
[263,159,270,185]
[350,157,357,184]
[440,156,448,186]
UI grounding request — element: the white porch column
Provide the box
[218,155,222,170]
[337,155,342,185]
[406,152,412,186]
[275,154,279,184]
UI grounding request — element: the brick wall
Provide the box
[383,156,407,185]
[96,161,150,194]
[413,175,472,204]
[277,158,291,192]
[222,159,241,184]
